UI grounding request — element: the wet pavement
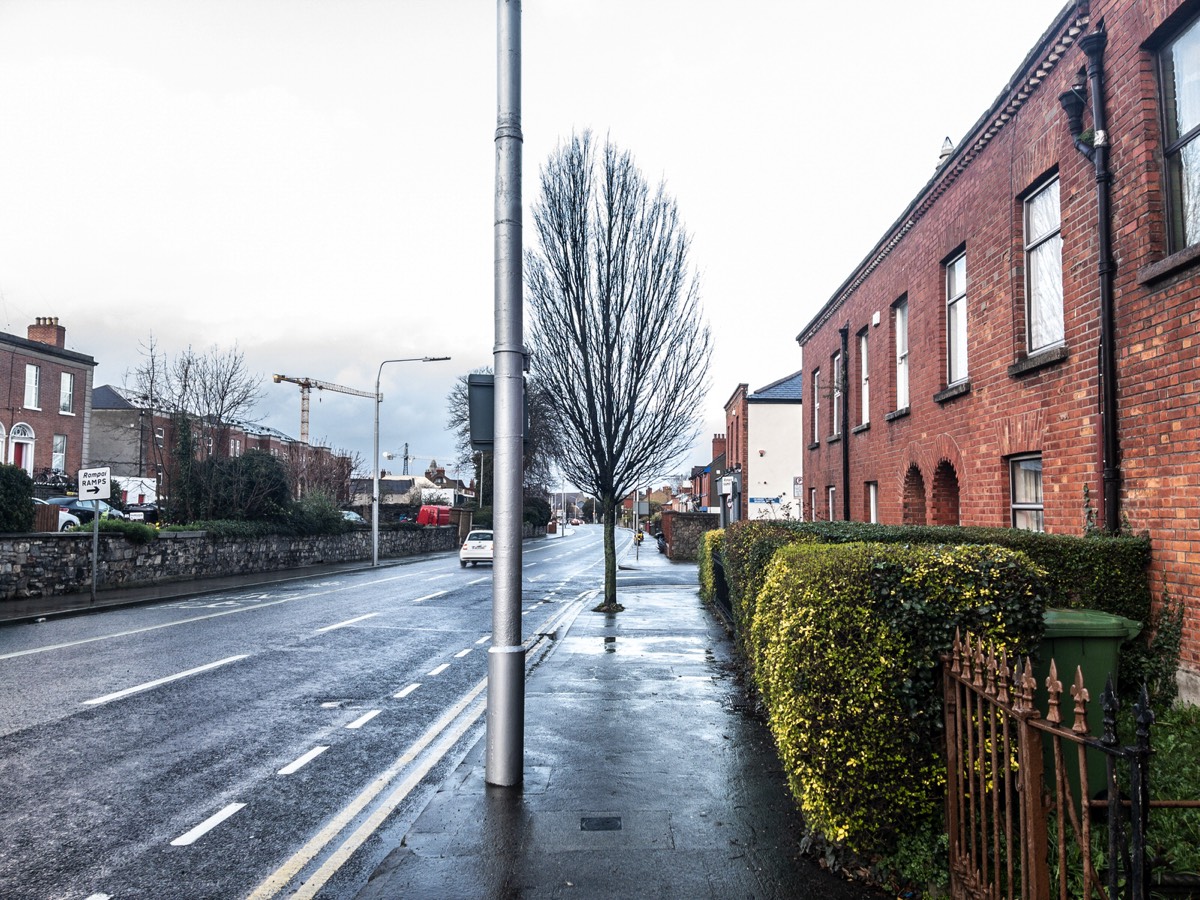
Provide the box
[357,551,886,899]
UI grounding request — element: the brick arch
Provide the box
[931,460,960,526]
[902,464,927,525]
[930,434,964,527]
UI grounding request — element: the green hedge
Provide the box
[0,465,35,532]
[717,520,1152,691]
[697,528,723,604]
[751,541,1047,855]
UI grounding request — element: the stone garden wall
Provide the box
[0,527,459,602]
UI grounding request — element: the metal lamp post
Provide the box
[372,356,451,567]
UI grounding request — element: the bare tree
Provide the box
[526,132,711,611]
[128,338,264,521]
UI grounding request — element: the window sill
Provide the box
[885,407,910,422]
[808,441,820,451]
[1008,344,1068,377]
[58,410,75,417]
[852,422,870,435]
[826,434,841,444]
[1138,242,1200,286]
[934,380,971,404]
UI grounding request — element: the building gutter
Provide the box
[1062,22,1120,532]
[839,324,850,521]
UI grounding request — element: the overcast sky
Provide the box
[0,0,1068,485]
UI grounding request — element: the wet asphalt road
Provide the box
[0,525,622,900]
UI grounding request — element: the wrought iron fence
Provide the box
[943,630,1198,899]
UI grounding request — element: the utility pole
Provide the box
[487,0,525,787]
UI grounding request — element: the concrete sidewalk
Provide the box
[356,556,885,899]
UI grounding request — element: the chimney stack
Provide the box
[28,317,66,348]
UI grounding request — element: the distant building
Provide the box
[0,317,96,481]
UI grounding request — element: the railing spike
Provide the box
[1100,675,1119,747]
[1046,658,1063,725]
[1070,666,1090,734]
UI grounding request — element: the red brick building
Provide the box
[0,318,96,481]
[722,384,749,521]
[796,0,1200,700]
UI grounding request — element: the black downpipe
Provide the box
[1062,23,1120,533]
[839,324,850,521]
[1083,27,1121,534]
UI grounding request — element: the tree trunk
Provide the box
[600,496,620,611]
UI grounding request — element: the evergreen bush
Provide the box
[0,464,35,532]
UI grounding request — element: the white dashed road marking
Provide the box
[278,746,329,775]
[83,655,249,706]
[171,803,246,846]
[315,613,378,633]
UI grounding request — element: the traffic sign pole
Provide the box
[78,467,111,603]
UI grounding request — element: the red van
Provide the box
[416,505,451,526]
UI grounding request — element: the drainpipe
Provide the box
[839,324,850,521]
[1060,22,1120,533]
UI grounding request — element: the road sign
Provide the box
[78,467,111,500]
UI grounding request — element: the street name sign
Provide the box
[78,467,111,500]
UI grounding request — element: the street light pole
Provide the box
[372,355,451,567]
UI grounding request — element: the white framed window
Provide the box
[230,438,242,457]
[809,487,817,522]
[812,369,821,444]
[1025,178,1064,351]
[1010,455,1044,532]
[894,299,909,410]
[859,331,870,425]
[827,486,836,521]
[59,372,75,414]
[24,364,40,409]
[52,434,67,472]
[867,481,879,523]
[155,426,165,448]
[1160,14,1200,251]
[946,253,968,383]
[831,351,842,437]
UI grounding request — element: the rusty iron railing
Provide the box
[943,630,1166,899]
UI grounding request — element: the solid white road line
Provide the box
[412,590,447,603]
[454,648,472,658]
[170,802,246,846]
[393,683,420,698]
[278,746,329,775]
[315,613,377,633]
[345,710,381,730]
[426,663,449,676]
[82,655,249,706]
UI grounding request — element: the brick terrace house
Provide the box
[0,318,96,481]
[722,384,749,522]
[796,0,1200,701]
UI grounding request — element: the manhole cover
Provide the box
[580,816,621,832]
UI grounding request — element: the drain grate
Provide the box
[580,816,622,832]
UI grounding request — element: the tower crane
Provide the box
[382,443,450,476]
[272,374,375,444]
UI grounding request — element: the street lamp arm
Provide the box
[372,354,452,567]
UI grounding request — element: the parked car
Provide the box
[46,497,127,524]
[32,498,81,531]
[341,509,366,525]
[459,529,494,567]
[570,518,582,526]
[125,502,159,523]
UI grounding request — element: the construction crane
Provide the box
[382,443,450,476]
[272,374,375,444]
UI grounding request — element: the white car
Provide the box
[459,530,494,567]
